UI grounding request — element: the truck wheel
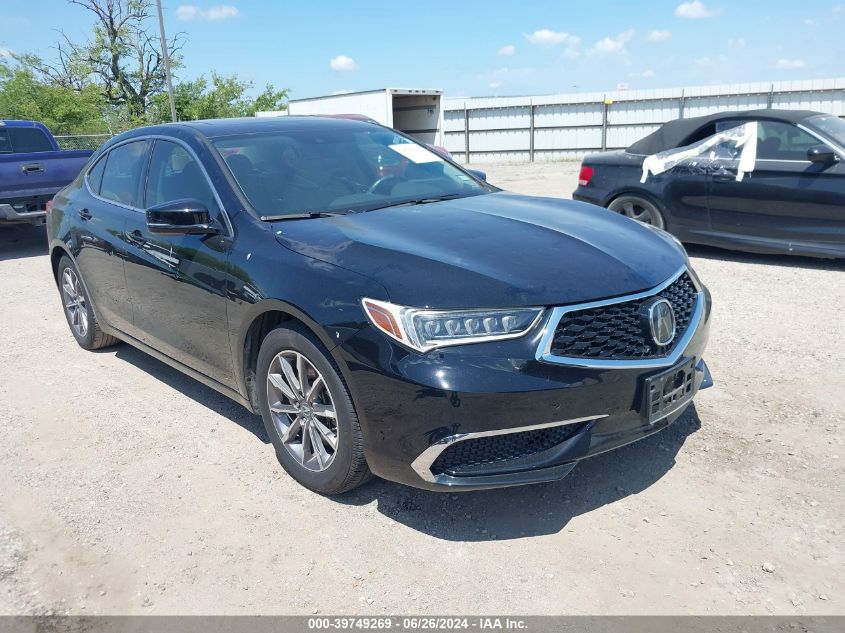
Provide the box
[57,256,119,350]
[256,324,371,495]
[608,195,666,230]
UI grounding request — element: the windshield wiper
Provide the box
[360,193,470,213]
[260,211,344,221]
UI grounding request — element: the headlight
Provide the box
[362,298,544,352]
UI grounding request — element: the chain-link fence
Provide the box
[53,134,113,151]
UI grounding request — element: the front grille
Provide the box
[549,272,698,360]
[431,422,588,476]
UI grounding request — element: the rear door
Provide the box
[708,121,845,250]
[72,140,150,334]
[122,138,235,386]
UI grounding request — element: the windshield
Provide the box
[212,127,492,217]
[807,115,845,148]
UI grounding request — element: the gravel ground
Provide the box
[0,161,843,616]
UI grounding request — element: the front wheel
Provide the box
[608,195,666,230]
[256,325,371,495]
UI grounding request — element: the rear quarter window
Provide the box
[98,141,150,208]
[86,154,108,195]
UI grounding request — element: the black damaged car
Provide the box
[47,116,712,494]
[574,109,845,259]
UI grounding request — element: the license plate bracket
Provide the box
[642,357,696,424]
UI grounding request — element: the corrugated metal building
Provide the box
[442,78,845,163]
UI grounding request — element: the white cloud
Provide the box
[727,37,746,48]
[589,29,635,55]
[497,44,515,57]
[804,18,816,26]
[329,55,359,72]
[640,69,656,78]
[647,29,671,42]
[0,47,13,58]
[488,81,502,89]
[774,58,806,70]
[176,4,239,21]
[675,1,719,19]
[525,29,579,47]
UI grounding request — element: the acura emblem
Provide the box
[642,298,676,346]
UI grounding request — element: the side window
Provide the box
[86,154,107,194]
[757,122,820,161]
[145,140,217,214]
[99,141,150,207]
[8,128,54,153]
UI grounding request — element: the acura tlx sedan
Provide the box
[47,116,713,494]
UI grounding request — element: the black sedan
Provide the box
[573,109,845,259]
[47,116,712,494]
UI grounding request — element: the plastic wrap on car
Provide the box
[640,122,758,183]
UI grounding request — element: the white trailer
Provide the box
[283,88,444,145]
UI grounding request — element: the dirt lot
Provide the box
[1,162,843,616]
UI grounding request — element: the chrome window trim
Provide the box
[410,415,606,484]
[535,265,705,369]
[83,135,234,237]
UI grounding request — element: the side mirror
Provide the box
[146,199,219,235]
[467,168,487,182]
[807,145,837,165]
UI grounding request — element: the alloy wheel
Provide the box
[610,197,665,230]
[62,267,89,337]
[266,350,339,472]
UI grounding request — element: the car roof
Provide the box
[626,108,824,155]
[172,115,379,139]
[0,120,49,129]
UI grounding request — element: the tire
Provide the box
[57,256,120,350]
[608,195,667,230]
[256,324,371,495]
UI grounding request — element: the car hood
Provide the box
[273,192,686,309]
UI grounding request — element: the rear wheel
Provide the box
[57,256,119,350]
[608,195,666,230]
[256,325,371,495]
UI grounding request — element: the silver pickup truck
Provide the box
[0,120,94,227]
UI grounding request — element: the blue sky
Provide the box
[2,1,844,99]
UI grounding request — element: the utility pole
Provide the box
[156,0,177,123]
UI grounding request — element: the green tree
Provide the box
[0,60,109,134]
[148,73,288,123]
[46,0,185,120]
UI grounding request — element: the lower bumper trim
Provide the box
[410,414,606,485]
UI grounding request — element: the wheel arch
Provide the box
[236,300,357,414]
[49,242,72,285]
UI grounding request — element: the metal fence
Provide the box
[442,78,845,164]
[53,134,113,151]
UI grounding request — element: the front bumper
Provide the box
[337,279,713,491]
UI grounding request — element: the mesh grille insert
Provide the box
[431,422,588,476]
[550,272,698,360]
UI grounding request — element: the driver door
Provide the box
[122,139,235,386]
[708,121,845,249]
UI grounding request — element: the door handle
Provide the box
[78,208,92,221]
[21,163,45,174]
[129,229,148,246]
